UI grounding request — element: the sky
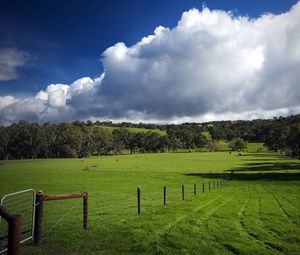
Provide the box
[0,0,299,125]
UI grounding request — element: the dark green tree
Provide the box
[0,127,9,159]
[53,123,83,158]
[92,128,113,155]
[112,128,130,154]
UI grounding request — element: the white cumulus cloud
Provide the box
[1,2,300,124]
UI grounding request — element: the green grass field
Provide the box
[96,126,166,135]
[0,145,300,255]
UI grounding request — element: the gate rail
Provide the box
[1,189,36,246]
[0,205,21,255]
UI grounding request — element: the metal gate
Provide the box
[0,189,36,254]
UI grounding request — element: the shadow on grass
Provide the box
[228,162,300,172]
[239,153,287,158]
[240,158,287,162]
[185,172,300,181]
[186,154,300,180]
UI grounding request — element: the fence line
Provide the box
[0,178,227,253]
[134,179,227,214]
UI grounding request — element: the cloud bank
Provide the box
[1,2,300,124]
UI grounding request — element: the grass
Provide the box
[95,126,166,135]
[0,147,299,255]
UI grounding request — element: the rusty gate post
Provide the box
[83,192,88,229]
[34,191,44,245]
[137,186,141,214]
[7,215,21,255]
[163,186,166,206]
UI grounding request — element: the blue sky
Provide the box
[0,0,299,124]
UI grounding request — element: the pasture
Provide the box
[0,146,300,255]
[95,126,167,136]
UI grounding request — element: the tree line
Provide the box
[203,115,300,158]
[0,114,299,160]
[0,121,207,159]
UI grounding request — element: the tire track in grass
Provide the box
[222,183,249,255]
[257,183,300,253]
[154,194,224,237]
[261,184,297,225]
[236,183,281,255]
[226,187,250,255]
[198,194,235,223]
[151,191,231,254]
[211,196,239,255]
[265,184,300,213]
[274,195,300,215]
[191,184,269,255]
[254,186,285,253]
[283,198,300,211]
[237,184,251,236]
[196,194,237,255]
[257,196,282,239]
[256,184,285,240]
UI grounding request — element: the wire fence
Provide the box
[40,179,226,240]
[0,179,227,253]
[42,199,81,228]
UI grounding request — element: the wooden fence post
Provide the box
[137,186,141,214]
[163,186,166,206]
[182,185,185,200]
[7,215,21,255]
[194,183,196,196]
[34,191,44,245]
[202,181,205,193]
[83,192,88,229]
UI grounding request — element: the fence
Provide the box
[36,179,226,237]
[0,179,227,253]
[34,191,88,245]
[136,179,226,214]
